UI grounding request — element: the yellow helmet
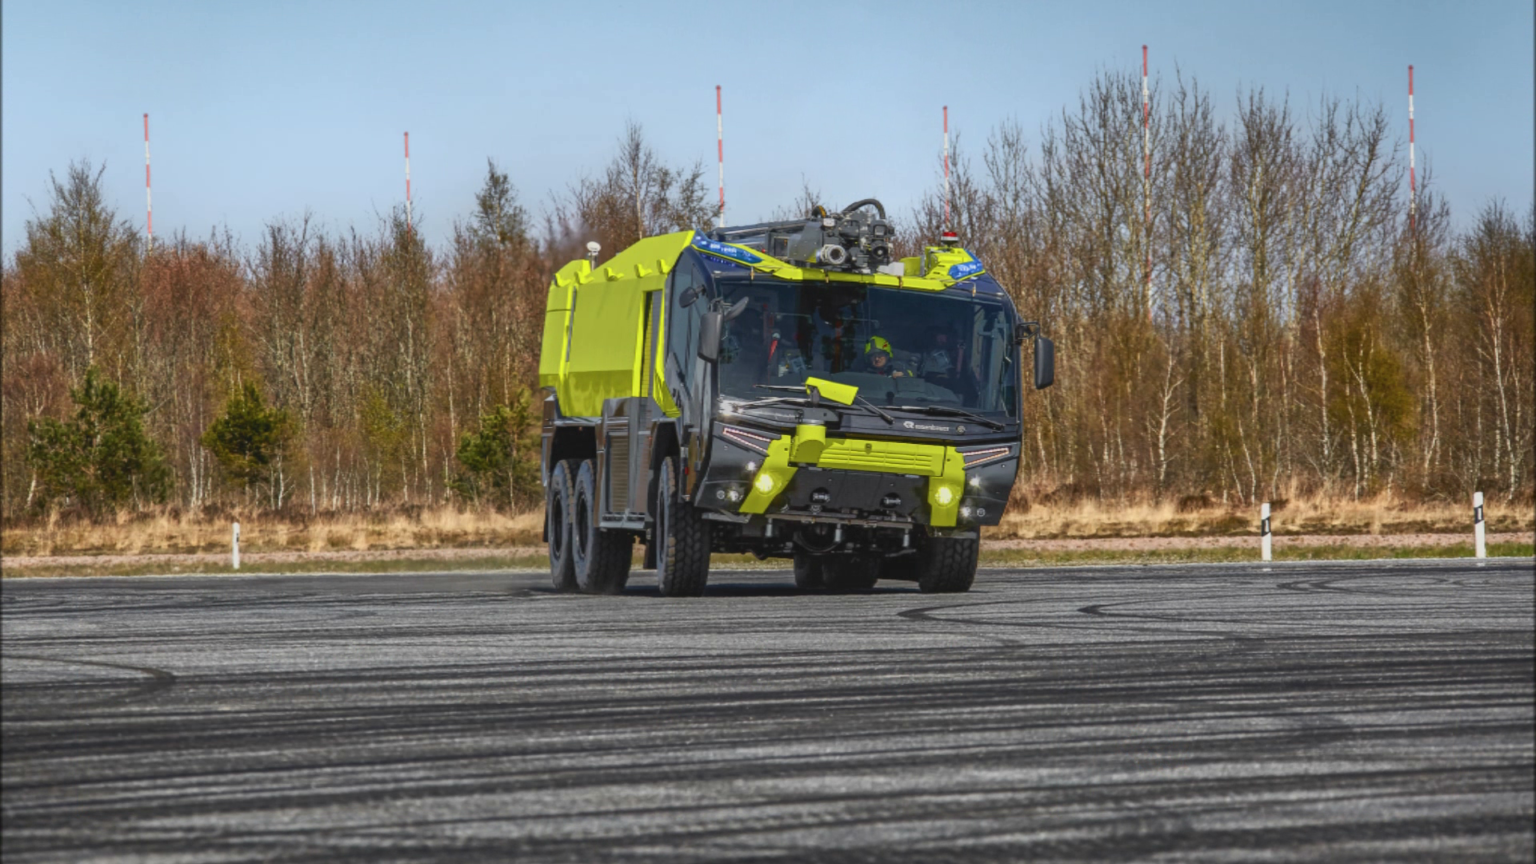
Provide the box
[865,335,892,355]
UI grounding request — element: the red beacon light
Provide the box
[940,230,960,247]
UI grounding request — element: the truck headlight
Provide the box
[754,474,776,494]
[934,485,955,506]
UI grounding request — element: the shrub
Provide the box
[202,381,295,502]
[26,368,170,516]
[451,391,540,510]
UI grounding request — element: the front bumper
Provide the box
[698,425,1017,528]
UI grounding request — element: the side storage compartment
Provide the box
[599,397,652,527]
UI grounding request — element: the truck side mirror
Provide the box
[1033,335,1055,390]
[698,310,723,362]
[698,298,747,363]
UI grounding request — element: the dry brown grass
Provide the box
[1,507,545,558]
[988,488,1534,540]
[2,491,1530,559]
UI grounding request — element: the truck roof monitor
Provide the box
[707,198,895,275]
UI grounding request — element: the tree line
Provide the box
[914,73,1532,506]
[2,75,1531,523]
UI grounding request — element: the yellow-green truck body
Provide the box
[539,209,1053,594]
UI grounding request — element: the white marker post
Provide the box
[1260,502,1272,562]
[232,522,241,571]
[1473,492,1486,559]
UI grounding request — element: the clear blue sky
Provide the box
[3,0,1531,254]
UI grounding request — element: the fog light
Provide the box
[727,488,742,502]
[745,460,758,473]
[960,505,973,519]
[934,485,955,506]
[969,475,981,488]
[754,474,776,494]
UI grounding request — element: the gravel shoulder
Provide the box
[2,532,1529,575]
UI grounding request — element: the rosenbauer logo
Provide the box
[692,235,762,264]
[902,420,953,433]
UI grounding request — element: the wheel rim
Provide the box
[575,479,590,560]
[656,463,670,572]
[549,487,565,562]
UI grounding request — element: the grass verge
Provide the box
[978,542,1534,568]
[3,543,1528,579]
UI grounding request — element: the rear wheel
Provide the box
[917,535,978,594]
[655,457,711,597]
[822,555,879,592]
[546,460,577,592]
[571,460,632,594]
[793,553,824,591]
[877,554,920,582]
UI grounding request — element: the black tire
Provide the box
[655,457,711,597]
[793,553,824,591]
[571,460,632,594]
[877,554,921,582]
[547,460,577,592]
[917,535,978,594]
[822,555,879,592]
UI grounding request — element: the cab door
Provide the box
[662,253,714,495]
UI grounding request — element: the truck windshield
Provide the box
[714,277,1019,418]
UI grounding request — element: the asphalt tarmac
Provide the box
[3,558,1532,862]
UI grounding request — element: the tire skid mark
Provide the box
[2,653,176,708]
[3,560,1531,861]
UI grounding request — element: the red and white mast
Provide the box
[1408,65,1416,233]
[143,113,153,250]
[404,131,413,235]
[1142,45,1152,305]
[716,85,725,229]
[943,105,951,232]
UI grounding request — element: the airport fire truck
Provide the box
[538,199,1054,596]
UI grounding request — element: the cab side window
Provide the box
[666,259,698,387]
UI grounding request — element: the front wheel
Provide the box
[917,535,978,594]
[654,457,711,597]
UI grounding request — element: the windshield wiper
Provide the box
[731,395,813,411]
[890,404,1005,430]
[754,384,893,425]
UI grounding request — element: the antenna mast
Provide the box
[404,131,413,235]
[144,113,153,250]
[1143,45,1152,308]
[1408,65,1416,233]
[943,106,951,231]
[716,85,725,229]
